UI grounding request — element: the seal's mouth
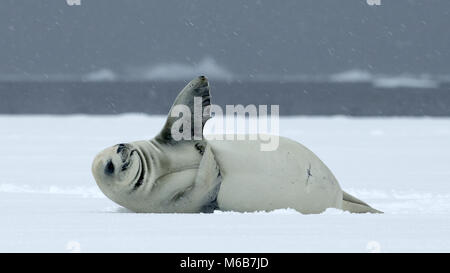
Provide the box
[130,150,145,192]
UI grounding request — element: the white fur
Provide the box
[92,76,381,214]
[207,135,343,214]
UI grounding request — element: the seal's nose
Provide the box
[117,143,133,162]
[116,143,128,154]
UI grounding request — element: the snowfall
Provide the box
[1,115,450,252]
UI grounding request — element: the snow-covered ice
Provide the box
[1,115,450,252]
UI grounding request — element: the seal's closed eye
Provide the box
[121,161,130,171]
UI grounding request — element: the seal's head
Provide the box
[91,76,218,213]
[92,143,144,203]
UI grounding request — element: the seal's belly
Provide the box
[207,135,343,214]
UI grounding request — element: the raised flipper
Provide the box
[151,76,221,213]
[342,191,383,214]
[156,76,211,144]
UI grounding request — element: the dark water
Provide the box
[1,81,449,116]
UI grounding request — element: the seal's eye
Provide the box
[121,161,130,172]
[105,160,115,175]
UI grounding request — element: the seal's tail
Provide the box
[342,191,383,214]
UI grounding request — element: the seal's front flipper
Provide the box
[163,143,222,213]
[157,76,212,143]
[193,144,222,213]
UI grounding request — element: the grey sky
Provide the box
[0,0,449,77]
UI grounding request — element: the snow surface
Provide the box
[1,115,450,252]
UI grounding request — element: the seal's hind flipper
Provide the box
[157,76,212,143]
[342,191,383,214]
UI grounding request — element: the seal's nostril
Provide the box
[105,160,115,175]
[117,143,126,154]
